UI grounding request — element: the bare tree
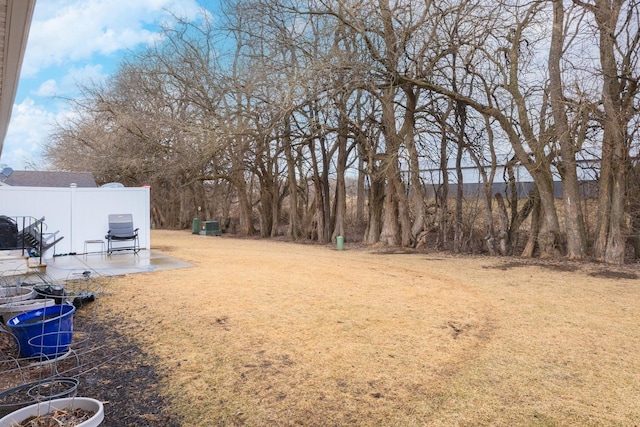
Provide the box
[45,0,640,263]
[402,1,568,257]
[572,0,640,264]
[548,0,588,258]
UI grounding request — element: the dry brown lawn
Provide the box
[101,230,640,426]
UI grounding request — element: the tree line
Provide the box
[46,0,640,264]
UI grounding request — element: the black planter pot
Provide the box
[0,377,79,417]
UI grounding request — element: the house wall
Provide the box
[0,185,150,257]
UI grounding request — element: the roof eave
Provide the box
[0,0,37,155]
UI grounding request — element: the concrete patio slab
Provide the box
[43,250,193,281]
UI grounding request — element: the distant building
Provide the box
[429,180,599,200]
[0,170,97,188]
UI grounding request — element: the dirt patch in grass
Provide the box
[588,270,639,280]
[485,258,640,278]
[74,313,182,426]
[88,231,640,425]
[484,259,581,272]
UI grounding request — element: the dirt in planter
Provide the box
[17,408,95,426]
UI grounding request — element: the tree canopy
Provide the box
[45,0,640,264]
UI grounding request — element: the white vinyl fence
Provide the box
[0,185,150,258]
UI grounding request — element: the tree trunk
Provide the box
[320,137,332,242]
[236,179,254,236]
[453,102,466,253]
[284,117,301,240]
[309,138,328,244]
[593,132,613,259]
[629,164,640,259]
[495,193,509,256]
[379,85,402,246]
[438,116,449,250]
[379,167,400,246]
[356,153,366,225]
[402,87,425,241]
[364,172,385,244]
[467,116,498,256]
[535,173,562,258]
[270,183,280,238]
[332,114,348,243]
[595,0,628,264]
[522,188,541,257]
[549,0,587,259]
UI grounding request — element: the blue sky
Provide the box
[0,0,208,170]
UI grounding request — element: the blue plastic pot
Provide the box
[7,304,75,359]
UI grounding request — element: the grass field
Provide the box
[101,230,640,426]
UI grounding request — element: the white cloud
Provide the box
[3,0,207,170]
[63,64,109,91]
[0,98,58,169]
[32,65,109,98]
[21,0,203,78]
[34,79,60,97]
